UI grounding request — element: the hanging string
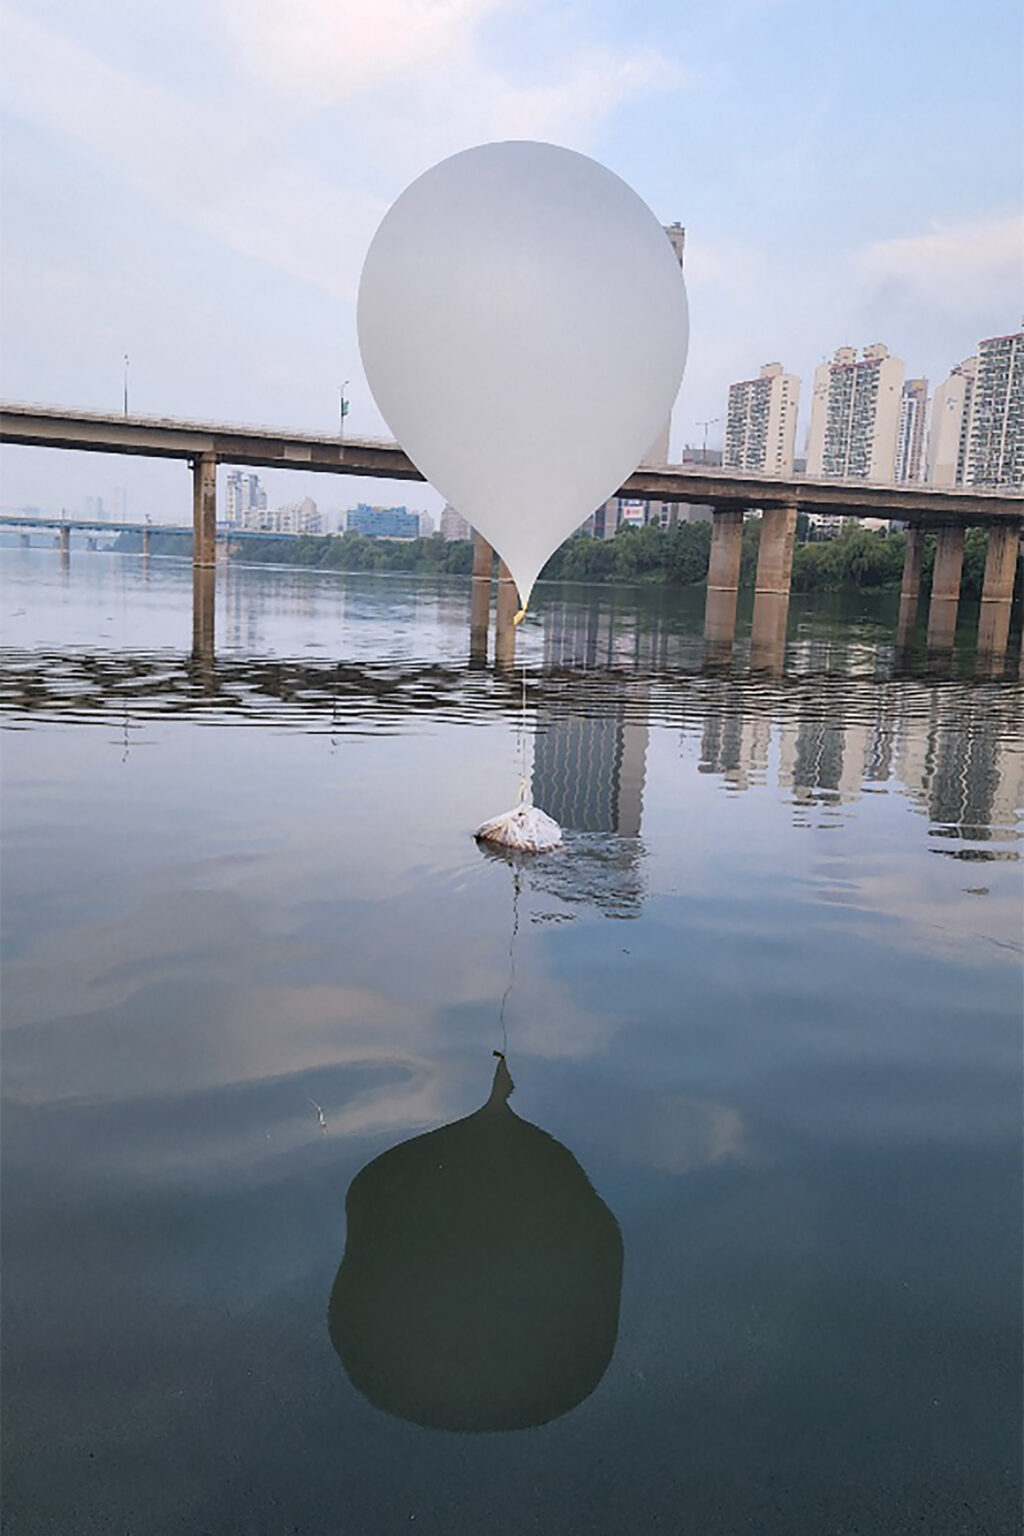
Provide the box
[518,658,529,805]
[497,865,522,1057]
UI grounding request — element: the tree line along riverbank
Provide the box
[113,519,1008,599]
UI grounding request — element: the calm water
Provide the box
[2,549,1022,1536]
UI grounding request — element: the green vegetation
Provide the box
[538,519,713,584]
[113,522,1002,599]
[232,531,477,574]
[791,525,991,599]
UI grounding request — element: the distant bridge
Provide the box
[0,513,303,545]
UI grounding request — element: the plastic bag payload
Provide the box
[474,801,562,853]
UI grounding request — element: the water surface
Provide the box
[3,550,1022,1535]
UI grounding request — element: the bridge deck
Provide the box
[2,401,1021,523]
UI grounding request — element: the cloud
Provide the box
[0,4,385,301]
[359,45,677,179]
[219,0,505,107]
[1,1,677,304]
[856,213,1024,318]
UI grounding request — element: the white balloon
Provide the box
[357,141,688,611]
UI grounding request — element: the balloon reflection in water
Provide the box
[329,1054,623,1432]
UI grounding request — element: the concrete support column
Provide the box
[20,532,30,548]
[192,565,215,661]
[754,504,797,597]
[495,559,519,671]
[749,595,789,673]
[192,453,217,569]
[750,503,796,672]
[704,508,744,653]
[977,524,1020,659]
[900,525,925,604]
[141,525,152,558]
[896,525,925,648]
[470,528,493,663]
[926,524,964,653]
[59,525,70,558]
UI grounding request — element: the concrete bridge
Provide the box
[3,400,1022,669]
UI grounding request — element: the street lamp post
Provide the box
[695,417,720,464]
[123,355,130,418]
[339,382,350,440]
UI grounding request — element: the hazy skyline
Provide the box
[1,0,1021,521]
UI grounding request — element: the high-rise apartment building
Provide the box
[805,344,905,481]
[723,362,800,475]
[226,469,244,525]
[965,328,1023,488]
[440,504,473,541]
[927,356,978,486]
[641,223,686,467]
[894,378,929,482]
[663,221,686,268]
[226,470,268,527]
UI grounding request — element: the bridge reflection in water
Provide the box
[4,510,1020,674]
[4,635,1020,872]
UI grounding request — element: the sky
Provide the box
[1,0,1021,523]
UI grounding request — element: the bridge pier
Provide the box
[192,566,215,660]
[470,529,493,663]
[704,508,744,656]
[926,524,964,654]
[495,560,519,671]
[59,525,70,558]
[192,453,217,568]
[976,524,1019,660]
[19,532,30,548]
[141,525,152,558]
[896,525,925,647]
[750,503,796,670]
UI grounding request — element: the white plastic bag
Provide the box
[475,803,562,854]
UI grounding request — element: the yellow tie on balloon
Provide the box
[357,141,689,612]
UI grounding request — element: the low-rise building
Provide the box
[346,503,421,538]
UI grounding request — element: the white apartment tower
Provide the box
[226,470,268,527]
[805,344,905,481]
[440,503,473,541]
[966,328,1023,488]
[894,378,929,482]
[641,223,686,466]
[226,469,245,526]
[723,362,800,475]
[927,357,977,486]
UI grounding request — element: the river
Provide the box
[2,547,1021,1535]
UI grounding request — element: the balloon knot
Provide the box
[513,607,527,626]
